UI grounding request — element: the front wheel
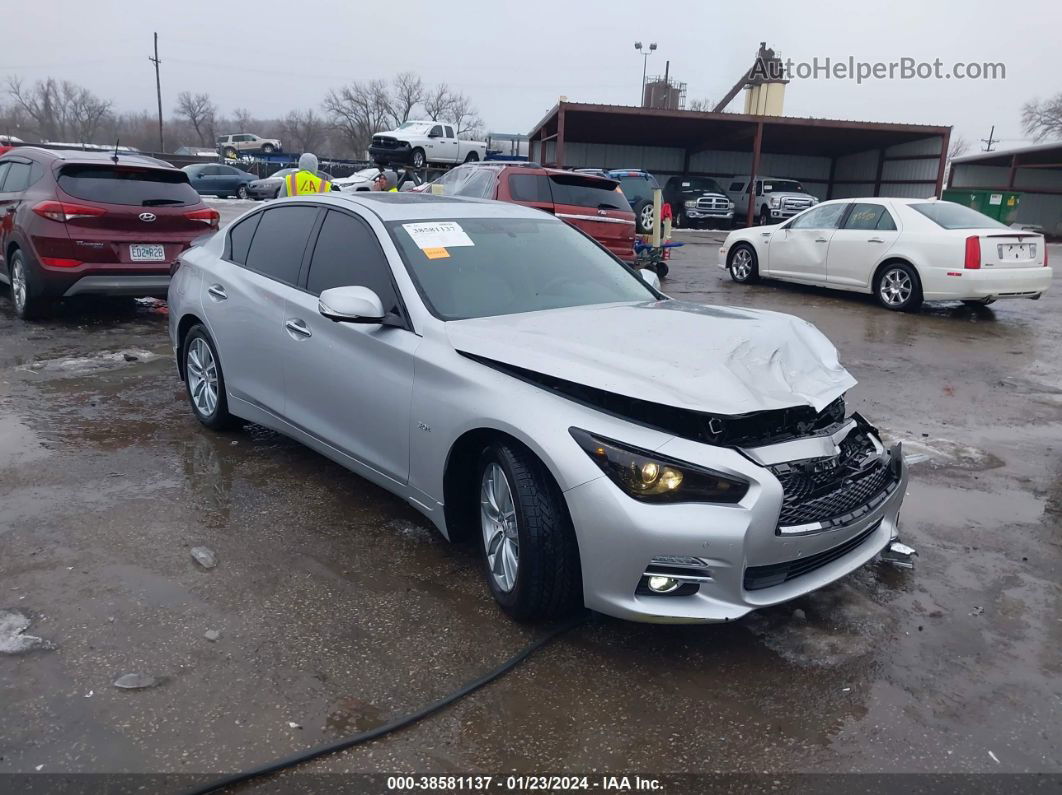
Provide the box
[477,442,581,621]
[875,263,923,312]
[410,148,426,169]
[727,243,759,284]
[236,184,249,199]
[634,200,654,234]
[182,325,238,430]
[759,207,771,226]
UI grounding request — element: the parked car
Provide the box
[719,198,1052,311]
[663,176,735,229]
[370,121,487,169]
[332,167,399,193]
[0,147,218,318]
[245,168,336,200]
[606,169,661,234]
[725,175,818,226]
[428,163,636,261]
[216,133,282,158]
[169,191,912,623]
[183,163,256,198]
[573,168,611,179]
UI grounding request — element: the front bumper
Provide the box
[925,266,1052,301]
[685,209,734,221]
[370,142,413,164]
[565,439,908,623]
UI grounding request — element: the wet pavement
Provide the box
[1,203,1059,779]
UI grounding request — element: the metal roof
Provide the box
[951,141,1062,168]
[529,102,950,156]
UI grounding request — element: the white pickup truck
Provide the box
[369,121,487,169]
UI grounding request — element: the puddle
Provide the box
[0,412,51,468]
[879,429,1004,471]
[384,519,441,544]
[16,349,162,377]
[325,696,386,736]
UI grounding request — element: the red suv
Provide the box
[425,164,636,261]
[0,148,219,318]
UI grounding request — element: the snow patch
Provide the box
[0,610,50,654]
[19,349,161,376]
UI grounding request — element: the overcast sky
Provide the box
[2,0,1055,150]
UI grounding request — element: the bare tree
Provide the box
[7,76,113,142]
[686,98,714,112]
[175,91,217,146]
[232,107,254,132]
[1022,93,1062,142]
[948,135,972,161]
[422,83,452,122]
[388,72,425,127]
[446,92,483,139]
[281,108,327,153]
[322,79,391,156]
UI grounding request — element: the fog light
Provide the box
[647,576,680,593]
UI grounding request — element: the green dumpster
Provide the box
[942,189,1021,224]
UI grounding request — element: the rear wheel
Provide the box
[635,200,654,234]
[261,143,275,154]
[727,243,759,284]
[875,263,923,311]
[9,249,50,320]
[464,151,480,163]
[182,325,237,430]
[477,441,581,621]
[224,147,237,159]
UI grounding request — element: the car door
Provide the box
[443,125,460,162]
[282,209,419,485]
[202,205,320,419]
[765,202,849,283]
[826,202,901,288]
[0,161,15,270]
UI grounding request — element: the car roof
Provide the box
[11,147,177,170]
[282,192,552,222]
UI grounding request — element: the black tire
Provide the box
[476,441,582,621]
[759,206,771,226]
[410,148,426,169]
[224,147,237,159]
[261,143,275,154]
[8,249,51,320]
[675,211,686,229]
[236,184,249,199]
[634,199,654,234]
[182,325,238,430]
[727,242,759,284]
[463,151,480,163]
[655,262,669,279]
[874,262,924,312]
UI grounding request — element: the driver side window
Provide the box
[429,125,443,138]
[306,210,402,317]
[789,203,848,230]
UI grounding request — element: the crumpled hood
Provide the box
[446,301,857,416]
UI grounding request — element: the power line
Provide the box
[149,32,164,152]
[980,125,998,152]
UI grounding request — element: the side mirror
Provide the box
[639,269,661,291]
[318,286,386,324]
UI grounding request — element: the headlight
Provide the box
[570,428,748,504]
[769,196,780,207]
[684,199,699,209]
[727,200,734,209]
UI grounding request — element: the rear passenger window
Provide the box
[306,211,401,315]
[549,175,628,210]
[244,206,318,285]
[728,181,743,192]
[2,162,31,193]
[876,210,897,231]
[508,174,551,203]
[843,203,886,230]
[227,212,262,264]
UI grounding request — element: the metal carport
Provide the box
[528,102,951,225]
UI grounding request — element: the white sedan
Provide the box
[719,198,1052,311]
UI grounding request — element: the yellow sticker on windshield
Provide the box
[423,247,450,259]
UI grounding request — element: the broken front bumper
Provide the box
[565,430,908,624]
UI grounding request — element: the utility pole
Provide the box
[150,32,164,153]
[980,125,998,152]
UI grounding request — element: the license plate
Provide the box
[998,242,1035,260]
[130,244,165,262]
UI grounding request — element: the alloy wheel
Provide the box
[731,248,753,281]
[186,338,219,418]
[879,268,913,307]
[480,462,519,593]
[11,258,27,313]
[640,204,654,231]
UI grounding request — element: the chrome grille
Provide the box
[781,197,814,212]
[696,196,730,211]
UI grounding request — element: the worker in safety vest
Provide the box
[276,152,333,197]
[373,171,398,192]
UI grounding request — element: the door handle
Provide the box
[867,237,885,243]
[815,237,829,243]
[285,319,312,338]
[207,284,227,301]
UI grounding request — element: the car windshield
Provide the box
[386,217,656,320]
[678,178,726,194]
[763,180,804,193]
[615,175,654,201]
[397,122,431,132]
[57,164,200,206]
[910,201,1008,229]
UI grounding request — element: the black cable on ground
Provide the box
[181,611,590,795]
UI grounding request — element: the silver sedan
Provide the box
[167,193,911,623]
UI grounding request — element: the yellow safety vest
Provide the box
[286,170,331,196]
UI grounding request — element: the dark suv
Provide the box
[662,176,735,229]
[0,148,218,318]
[605,170,660,234]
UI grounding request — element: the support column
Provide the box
[555,105,566,168]
[746,122,763,226]
[934,130,951,197]
[683,148,691,177]
[1007,154,1018,189]
[826,156,837,200]
[873,148,885,197]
